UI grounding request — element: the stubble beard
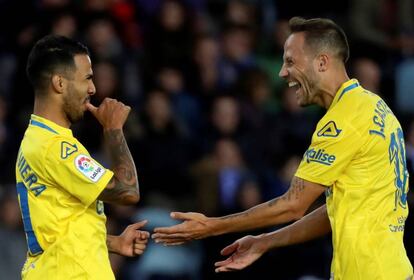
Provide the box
[63,87,84,124]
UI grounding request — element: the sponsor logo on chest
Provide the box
[304,148,336,166]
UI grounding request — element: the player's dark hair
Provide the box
[26,35,89,92]
[289,17,349,63]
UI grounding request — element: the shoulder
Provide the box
[44,135,86,162]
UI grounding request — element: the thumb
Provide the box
[86,102,98,116]
[129,220,148,230]
[138,231,150,239]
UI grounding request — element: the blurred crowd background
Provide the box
[0,0,413,279]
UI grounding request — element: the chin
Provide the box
[68,113,84,124]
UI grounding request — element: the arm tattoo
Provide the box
[99,129,139,204]
[267,177,305,207]
[283,177,305,201]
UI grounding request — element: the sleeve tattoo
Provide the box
[98,129,139,203]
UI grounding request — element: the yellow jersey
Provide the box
[296,79,413,279]
[15,114,114,279]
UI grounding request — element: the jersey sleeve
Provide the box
[44,136,114,207]
[295,119,363,186]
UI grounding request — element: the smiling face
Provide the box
[62,54,96,123]
[279,32,321,107]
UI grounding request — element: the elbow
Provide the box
[285,202,307,221]
[289,209,305,221]
[121,181,140,205]
[121,190,140,205]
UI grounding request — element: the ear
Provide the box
[51,74,65,94]
[317,54,329,72]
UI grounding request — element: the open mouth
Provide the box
[288,81,302,95]
[288,81,300,89]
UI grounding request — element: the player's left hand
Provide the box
[214,235,265,273]
[118,220,149,257]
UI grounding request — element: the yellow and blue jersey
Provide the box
[296,79,413,279]
[15,114,114,279]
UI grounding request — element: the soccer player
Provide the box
[152,17,413,279]
[16,35,149,279]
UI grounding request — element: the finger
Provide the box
[152,232,188,239]
[157,239,186,244]
[134,248,145,256]
[152,232,189,239]
[86,103,98,116]
[135,237,148,244]
[153,238,185,244]
[153,236,189,245]
[134,243,147,250]
[153,225,185,234]
[133,243,147,256]
[215,266,238,273]
[139,231,150,239]
[170,211,192,220]
[215,258,233,268]
[103,97,115,103]
[128,220,148,231]
[162,241,185,246]
[221,242,239,256]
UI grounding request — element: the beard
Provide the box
[63,85,85,124]
[63,99,84,124]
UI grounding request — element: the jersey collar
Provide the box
[328,79,361,110]
[30,114,73,137]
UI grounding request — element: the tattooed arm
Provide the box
[214,205,330,273]
[212,177,326,234]
[152,177,326,245]
[87,98,139,205]
[98,128,139,204]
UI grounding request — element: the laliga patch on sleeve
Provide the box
[74,154,106,182]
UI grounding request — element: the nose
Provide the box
[279,64,288,79]
[88,81,96,96]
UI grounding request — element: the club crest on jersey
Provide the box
[75,154,105,182]
[317,121,342,137]
[304,148,336,166]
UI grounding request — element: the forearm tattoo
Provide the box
[99,129,138,203]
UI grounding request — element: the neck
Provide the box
[318,66,349,109]
[33,94,71,128]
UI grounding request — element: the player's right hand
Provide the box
[86,98,131,130]
[152,212,213,245]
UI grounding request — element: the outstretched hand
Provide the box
[214,235,266,273]
[151,212,213,245]
[116,220,149,257]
